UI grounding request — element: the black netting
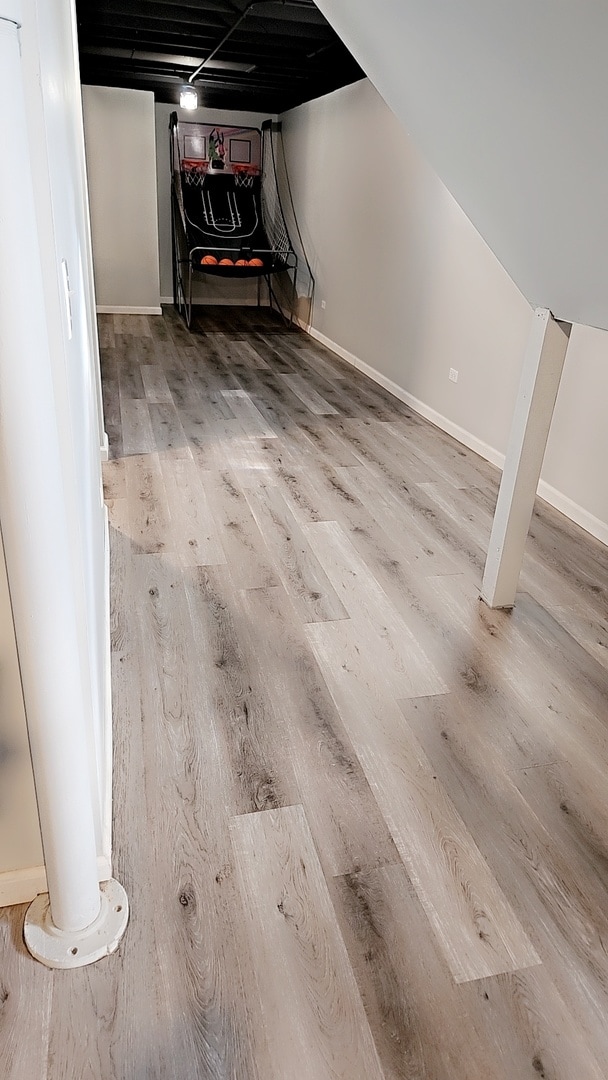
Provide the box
[261,125,292,261]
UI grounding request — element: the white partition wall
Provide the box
[83,85,162,314]
[0,530,44,905]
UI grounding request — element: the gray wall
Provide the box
[280,79,608,542]
[83,86,161,311]
[154,103,275,305]
[316,0,608,331]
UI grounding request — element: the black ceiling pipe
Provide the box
[188,0,316,85]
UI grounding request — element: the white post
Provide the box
[0,6,127,967]
[481,307,571,609]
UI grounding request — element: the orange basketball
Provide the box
[201,255,218,265]
[248,258,263,267]
[235,259,248,266]
[219,258,234,266]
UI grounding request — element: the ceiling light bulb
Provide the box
[180,86,198,111]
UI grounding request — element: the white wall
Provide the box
[0,531,43,877]
[155,102,275,305]
[280,80,608,542]
[83,86,161,313]
[542,325,608,533]
[316,0,608,332]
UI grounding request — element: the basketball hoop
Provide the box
[182,159,209,187]
[233,163,259,189]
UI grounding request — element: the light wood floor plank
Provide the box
[389,422,498,490]
[101,378,123,461]
[332,417,444,488]
[199,469,280,590]
[220,387,278,438]
[124,452,171,554]
[231,338,271,369]
[303,519,448,697]
[202,332,261,370]
[279,371,339,415]
[295,418,361,466]
[403,692,608,1070]
[148,401,190,455]
[101,458,126,502]
[336,464,461,575]
[0,907,52,1080]
[230,804,385,1080]
[283,343,404,421]
[159,454,227,567]
[331,863,605,1080]
[234,584,398,876]
[424,573,608,765]
[96,312,115,348]
[121,398,156,456]
[115,336,146,400]
[140,363,173,403]
[135,554,269,1079]
[296,344,348,383]
[307,621,540,983]
[240,474,350,623]
[182,566,300,816]
[195,435,280,472]
[162,360,205,408]
[253,332,299,373]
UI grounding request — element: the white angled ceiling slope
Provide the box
[316,0,608,330]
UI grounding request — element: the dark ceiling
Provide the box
[75,0,364,115]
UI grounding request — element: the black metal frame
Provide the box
[170,113,299,330]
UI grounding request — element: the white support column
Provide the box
[481,307,571,609]
[0,6,127,968]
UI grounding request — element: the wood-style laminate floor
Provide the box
[2,305,608,1079]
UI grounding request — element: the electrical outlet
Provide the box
[321,300,326,309]
[449,368,458,383]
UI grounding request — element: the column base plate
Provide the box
[23,878,129,969]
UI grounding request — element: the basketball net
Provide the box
[234,171,255,189]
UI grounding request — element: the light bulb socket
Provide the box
[180,86,198,111]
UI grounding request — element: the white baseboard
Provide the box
[100,431,109,463]
[0,866,47,908]
[96,305,163,315]
[535,479,608,546]
[302,322,608,547]
[0,855,112,909]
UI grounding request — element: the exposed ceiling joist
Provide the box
[76,0,363,114]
